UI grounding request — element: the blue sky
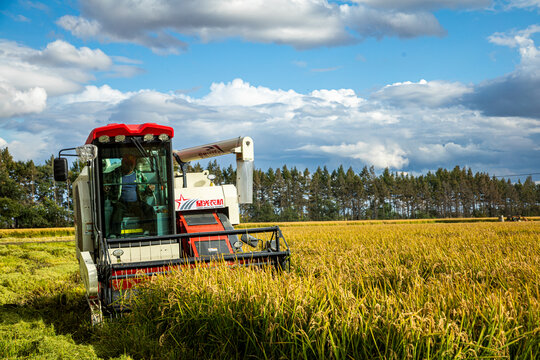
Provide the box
[0,0,539,181]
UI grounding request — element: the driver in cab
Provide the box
[105,153,155,237]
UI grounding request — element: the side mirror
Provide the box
[54,157,68,182]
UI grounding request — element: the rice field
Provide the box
[0,220,539,359]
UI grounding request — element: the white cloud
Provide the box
[0,40,106,96]
[361,110,400,124]
[300,142,409,168]
[199,79,302,107]
[467,25,540,118]
[2,11,31,22]
[30,40,112,70]
[21,1,49,12]
[353,0,490,10]
[416,142,486,163]
[0,137,7,148]
[489,25,540,74]
[56,15,101,39]
[372,79,473,107]
[3,133,53,162]
[61,85,131,105]
[0,63,83,97]
[343,5,445,39]
[57,14,188,55]
[57,0,446,53]
[7,76,538,174]
[0,39,140,118]
[311,89,364,107]
[505,0,540,9]
[0,82,47,118]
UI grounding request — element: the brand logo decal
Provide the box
[197,145,225,159]
[176,194,224,210]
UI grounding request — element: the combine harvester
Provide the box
[54,123,290,324]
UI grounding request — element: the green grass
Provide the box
[0,242,78,304]
[0,241,129,359]
[0,222,538,359]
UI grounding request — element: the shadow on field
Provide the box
[0,292,93,343]
[0,272,95,347]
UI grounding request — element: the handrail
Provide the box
[105,226,282,245]
[110,250,291,271]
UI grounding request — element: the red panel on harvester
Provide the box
[177,211,233,257]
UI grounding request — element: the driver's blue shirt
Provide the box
[120,172,137,202]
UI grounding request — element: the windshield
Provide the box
[100,141,172,239]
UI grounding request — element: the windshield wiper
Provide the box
[132,137,155,172]
[131,137,148,158]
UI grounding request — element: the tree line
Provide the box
[0,148,75,228]
[1,146,538,228]
[199,160,540,222]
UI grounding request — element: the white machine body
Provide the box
[72,137,253,276]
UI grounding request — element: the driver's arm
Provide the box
[137,171,155,195]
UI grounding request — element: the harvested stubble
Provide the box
[100,222,539,360]
[0,241,100,359]
[0,227,74,240]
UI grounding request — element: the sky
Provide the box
[0,0,539,181]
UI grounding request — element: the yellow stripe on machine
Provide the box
[121,228,144,234]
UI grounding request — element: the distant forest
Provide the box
[1,147,539,228]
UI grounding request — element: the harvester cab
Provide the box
[54,123,290,324]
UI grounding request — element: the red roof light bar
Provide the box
[86,123,174,144]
